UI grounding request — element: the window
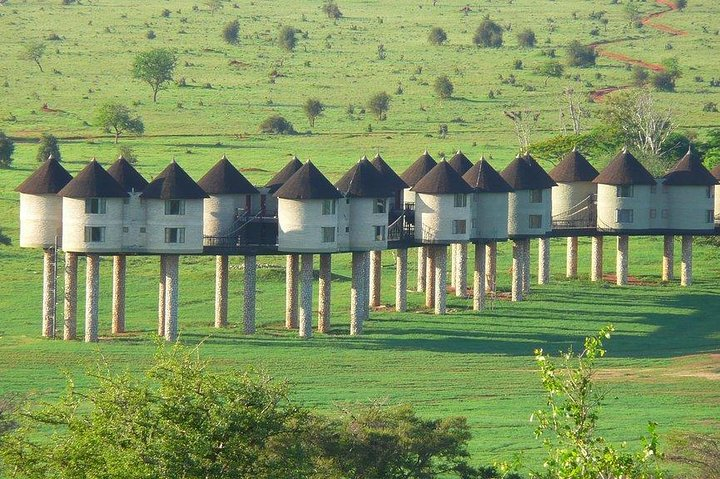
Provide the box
[454,193,467,207]
[322,226,335,243]
[616,185,634,198]
[616,209,634,223]
[452,220,466,234]
[650,185,657,194]
[322,199,336,215]
[649,209,657,219]
[529,190,543,203]
[85,198,107,214]
[529,215,542,229]
[140,227,147,233]
[164,228,185,243]
[374,225,386,241]
[84,226,105,243]
[707,210,715,223]
[661,209,669,219]
[164,200,185,215]
[373,198,387,214]
[122,226,129,233]
[345,226,350,233]
[707,186,714,199]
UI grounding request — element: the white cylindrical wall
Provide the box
[144,199,204,254]
[507,189,552,236]
[122,192,146,251]
[596,184,652,231]
[345,197,391,251]
[277,198,341,253]
[470,192,509,241]
[551,182,596,218]
[414,193,470,243]
[667,186,715,231]
[19,194,63,249]
[203,194,242,237]
[61,197,124,253]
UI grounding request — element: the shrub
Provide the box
[566,40,597,67]
[146,30,156,40]
[223,19,240,44]
[322,0,342,19]
[368,91,391,120]
[535,60,564,77]
[259,115,296,134]
[0,131,15,168]
[652,71,677,91]
[428,26,447,45]
[675,0,687,10]
[434,75,454,99]
[278,26,297,51]
[632,66,649,86]
[513,59,523,70]
[517,28,536,48]
[118,145,138,164]
[46,33,61,41]
[473,17,503,48]
[703,102,718,112]
[35,133,61,163]
[161,9,171,17]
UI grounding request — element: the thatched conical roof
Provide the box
[274,161,342,200]
[463,157,514,193]
[412,160,473,194]
[265,156,303,193]
[141,161,208,199]
[549,148,599,183]
[400,150,437,187]
[448,150,474,175]
[107,156,149,193]
[593,148,656,185]
[335,156,396,198]
[58,159,128,198]
[371,154,408,191]
[501,154,557,190]
[198,155,259,194]
[15,156,72,194]
[662,149,718,186]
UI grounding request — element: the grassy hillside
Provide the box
[0,0,719,471]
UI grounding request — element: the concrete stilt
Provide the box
[512,241,523,302]
[663,235,674,282]
[681,235,692,287]
[214,255,229,328]
[243,255,257,335]
[425,246,436,309]
[456,243,468,298]
[566,237,578,279]
[395,249,408,312]
[416,247,426,293]
[473,242,486,311]
[370,250,382,308]
[538,237,550,285]
[42,248,57,338]
[158,256,166,337]
[616,236,629,286]
[164,255,179,342]
[434,245,447,315]
[485,241,497,294]
[111,255,126,334]
[318,253,331,333]
[591,236,603,282]
[450,244,457,289]
[522,239,531,297]
[361,252,370,321]
[351,252,364,335]
[63,252,78,340]
[299,253,313,339]
[85,254,100,343]
[285,254,299,329]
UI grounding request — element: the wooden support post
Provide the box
[538,237,550,285]
[42,248,56,338]
[616,236,629,286]
[285,254,299,329]
[318,253,331,333]
[369,250,382,308]
[566,237,578,279]
[512,241,523,302]
[591,236,604,282]
[473,242,486,311]
[214,255,229,328]
[63,252,78,340]
[299,253,313,339]
[243,255,257,334]
[395,248,407,312]
[434,246,447,315]
[111,255,126,334]
[456,243,468,298]
[157,256,166,337]
[85,254,100,343]
[663,235,674,282]
[681,235,692,287]
[416,246,426,293]
[485,241,497,294]
[425,246,436,309]
[164,255,179,342]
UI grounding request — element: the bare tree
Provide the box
[564,87,587,135]
[632,92,674,157]
[504,110,541,151]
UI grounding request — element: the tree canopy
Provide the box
[0,132,15,168]
[473,18,503,48]
[35,133,61,163]
[22,42,46,72]
[95,103,145,143]
[132,48,177,102]
[368,91,391,120]
[303,98,325,128]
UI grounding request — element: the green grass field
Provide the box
[1,0,720,472]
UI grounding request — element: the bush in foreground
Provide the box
[260,115,296,134]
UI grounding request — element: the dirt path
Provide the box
[589,0,686,101]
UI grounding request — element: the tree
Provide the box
[535,61,564,78]
[633,66,650,86]
[118,145,139,164]
[668,432,720,478]
[562,87,587,135]
[473,18,503,48]
[259,115,296,134]
[428,26,448,45]
[0,131,14,168]
[22,42,46,72]
[132,48,177,102]
[434,75,454,99]
[530,326,665,479]
[223,19,240,44]
[368,91,391,120]
[322,0,343,19]
[0,345,316,479]
[517,28,536,48]
[567,41,597,67]
[652,58,681,92]
[303,98,325,128]
[35,133,61,163]
[675,0,687,10]
[95,103,144,144]
[205,0,222,14]
[504,110,541,151]
[278,26,297,51]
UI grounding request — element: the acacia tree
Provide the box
[0,132,14,168]
[368,91,391,120]
[96,102,145,143]
[132,48,177,102]
[22,42,46,72]
[303,98,325,127]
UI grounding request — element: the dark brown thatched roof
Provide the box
[198,156,259,195]
[448,150,474,175]
[711,163,720,181]
[549,148,599,183]
[58,159,128,198]
[463,157,514,193]
[274,161,342,200]
[593,148,656,185]
[371,154,408,191]
[501,154,557,190]
[141,161,209,200]
[412,160,473,194]
[107,156,149,193]
[15,156,72,194]
[335,157,396,198]
[400,150,437,187]
[265,156,303,193]
[663,149,718,186]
